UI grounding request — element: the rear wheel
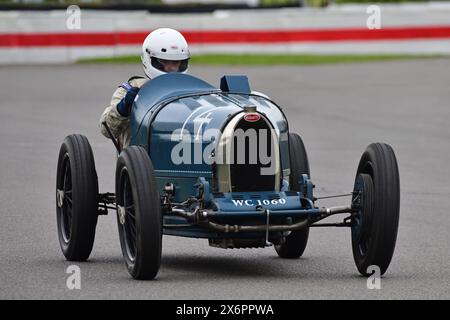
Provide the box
[116,146,162,280]
[275,133,310,259]
[352,143,400,276]
[56,134,99,261]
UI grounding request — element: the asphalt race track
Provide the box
[0,60,449,299]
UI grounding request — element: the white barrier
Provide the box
[1,3,450,64]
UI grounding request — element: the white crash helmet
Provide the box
[141,28,190,79]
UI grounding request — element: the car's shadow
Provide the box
[161,254,283,278]
[55,254,407,283]
[67,254,307,279]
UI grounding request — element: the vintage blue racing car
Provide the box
[56,73,400,280]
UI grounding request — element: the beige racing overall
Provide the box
[99,76,148,147]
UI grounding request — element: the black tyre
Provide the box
[116,146,162,280]
[352,143,400,276]
[56,134,99,261]
[275,133,310,259]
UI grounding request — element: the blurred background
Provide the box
[0,0,449,63]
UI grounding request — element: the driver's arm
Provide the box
[99,86,129,139]
[99,77,146,140]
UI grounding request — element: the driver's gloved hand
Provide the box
[117,86,140,117]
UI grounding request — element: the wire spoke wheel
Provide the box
[351,143,400,277]
[275,132,310,259]
[116,146,162,280]
[56,134,99,261]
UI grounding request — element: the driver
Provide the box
[99,28,190,147]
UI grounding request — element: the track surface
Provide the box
[0,60,449,299]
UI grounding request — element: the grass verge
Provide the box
[78,54,445,65]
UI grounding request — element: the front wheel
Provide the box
[351,143,400,276]
[275,133,310,259]
[116,146,162,280]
